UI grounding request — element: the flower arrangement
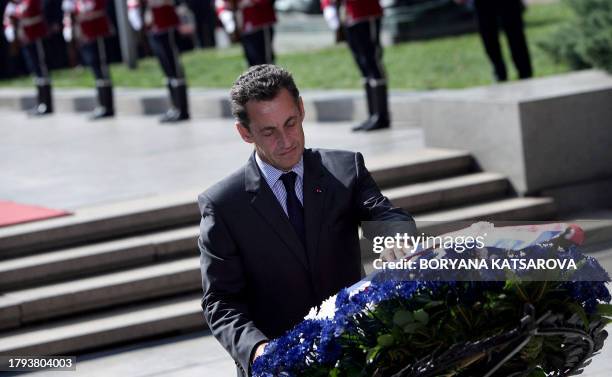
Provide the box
[253,224,611,377]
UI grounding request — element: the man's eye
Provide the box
[263,131,273,137]
[287,122,295,128]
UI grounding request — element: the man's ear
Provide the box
[298,96,305,121]
[235,122,254,144]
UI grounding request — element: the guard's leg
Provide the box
[474,0,507,81]
[173,79,189,121]
[351,19,389,132]
[91,80,114,119]
[345,21,375,131]
[89,38,114,119]
[241,29,267,67]
[365,77,390,132]
[500,0,532,79]
[150,29,189,123]
[169,30,189,121]
[263,26,275,64]
[24,40,53,116]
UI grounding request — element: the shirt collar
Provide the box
[255,151,304,188]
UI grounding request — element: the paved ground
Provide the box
[0,108,423,211]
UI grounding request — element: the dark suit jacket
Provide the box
[198,148,415,376]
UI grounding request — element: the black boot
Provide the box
[28,81,53,116]
[160,81,178,123]
[174,82,190,120]
[359,82,390,132]
[90,81,114,120]
[352,80,375,131]
[160,80,189,123]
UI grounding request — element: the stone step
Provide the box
[386,172,509,213]
[0,226,199,292]
[367,149,473,188]
[0,148,472,260]
[0,293,203,356]
[0,187,532,332]
[0,193,201,260]
[360,197,557,261]
[0,195,559,356]
[0,157,475,291]
[415,197,557,235]
[0,257,201,331]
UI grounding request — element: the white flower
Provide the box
[305,294,337,320]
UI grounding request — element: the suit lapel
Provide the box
[302,150,330,270]
[244,153,310,271]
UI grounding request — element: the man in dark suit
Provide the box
[198,64,416,377]
[470,0,533,82]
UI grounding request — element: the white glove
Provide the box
[323,6,340,31]
[218,10,236,34]
[63,25,72,42]
[81,0,95,12]
[4,25,15,42]
[61,0,75,13]
[128,8,143,31]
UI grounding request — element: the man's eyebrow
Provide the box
[284,115,297,126]
[259,125,276,133]
[257,115,298,133]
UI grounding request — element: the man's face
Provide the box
[236,88,305,171]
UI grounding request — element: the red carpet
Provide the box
[0,201,71,227]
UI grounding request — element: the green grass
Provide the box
[1,2,573,90]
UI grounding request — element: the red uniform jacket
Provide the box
[64,0,112,42]
[215,0,276,35]
[127,0,180,33]
[321,0,382,26]
[3,0,48,44]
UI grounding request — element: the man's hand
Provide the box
[251,342,268,364]
[380,247,409,262]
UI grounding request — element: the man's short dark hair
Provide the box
[230,65,301,130]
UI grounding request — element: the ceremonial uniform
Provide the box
[128,0,189,123]
[63,0,114,119]
[322,0,389,131]
[3,0,53,115]
[215,0,276,66]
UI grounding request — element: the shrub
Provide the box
[540,0,612,72]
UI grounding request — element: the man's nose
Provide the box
[278,129,291,148]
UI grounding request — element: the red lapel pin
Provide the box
[315,187,323,193]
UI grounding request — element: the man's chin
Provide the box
[276,150,302,170]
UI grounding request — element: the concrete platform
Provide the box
[0,109,424,212]
[420,70,612,198]
[0,87,428,126]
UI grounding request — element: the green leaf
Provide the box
[597,303,612,316]
[377,334,395,347]
[403,322,423,334]
[424,300,444,310]
[413,309,429,324]
[527,367,547,377]
[567,302,590,330]
[393,310,414,327]
[366,346,381,364]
